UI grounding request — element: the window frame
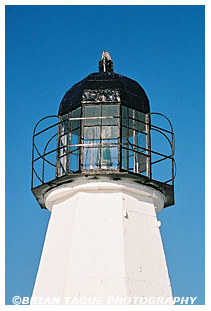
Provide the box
[81,102,120,171]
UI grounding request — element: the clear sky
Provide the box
[5,5,205,305]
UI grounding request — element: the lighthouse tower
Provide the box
[31,51,175,305]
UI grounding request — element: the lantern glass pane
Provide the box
[102,105,118,125]
[83,147,99,169]
[57,110,82,176]
[58,114,70,176]
[135,111,146,132]
[84,126,100,143]
[122,147,128,170]
[71,128,80,145]
[70,148,80,172]
[129,108,133,131]
[121,108,147,174]
[84,105,100,125]
[102,126,118,140]
[122,105,128,127]
[122,126,128,140]
[71,107,81,131]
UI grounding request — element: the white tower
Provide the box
[31,51,175,305]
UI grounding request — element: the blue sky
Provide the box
[5,5,205,305]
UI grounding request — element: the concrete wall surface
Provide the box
[31,180,173,305]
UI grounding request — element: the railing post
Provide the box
[31,135,34,189]
[146,113,151,179]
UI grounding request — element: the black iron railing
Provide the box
[31,112,176,191]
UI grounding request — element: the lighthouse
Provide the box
[31,51,175,305]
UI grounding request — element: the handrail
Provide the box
[32,112,175,188]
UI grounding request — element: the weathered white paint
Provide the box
[31,179,173,305]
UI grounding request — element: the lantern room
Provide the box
[31,51,175,209]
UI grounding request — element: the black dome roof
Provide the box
[58,52,150,116]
